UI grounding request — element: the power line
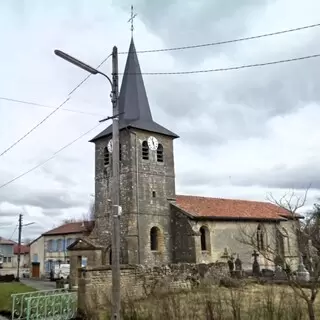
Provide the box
[0,54,112,159]
[0,123,101,190]
[121,53,320,75]
[0,97,70,158]
[9,225,18,240]
[119,22,320,54]
[68,53,112,96]
[0,97,104,117]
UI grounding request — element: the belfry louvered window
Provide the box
[142,141,149,160]
[104,147,110,166]
[157,144,164,162]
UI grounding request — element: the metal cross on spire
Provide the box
[128,5,137,38]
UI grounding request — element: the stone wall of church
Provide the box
[170,209,300,271]
[171,206,197,263]
[77,263,228,317]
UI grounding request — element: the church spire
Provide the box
[118,38,153,123]
[90,39,178,142]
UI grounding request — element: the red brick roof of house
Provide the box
[174,195,298,221]
[13,244,30,255]
[43,221,94,236]
[0,237,16,245]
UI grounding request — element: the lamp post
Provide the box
[54,48,121,319]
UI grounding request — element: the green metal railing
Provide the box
[11,289,77,320]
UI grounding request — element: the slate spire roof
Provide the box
[90,38,178,142]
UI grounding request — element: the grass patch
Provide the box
[0,282,36,312]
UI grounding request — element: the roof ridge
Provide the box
[176,194,271,204]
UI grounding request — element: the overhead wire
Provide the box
[121,53,320,75]
[9,225,18,240]
[0,54,112,159]
[0,97,105,117]
[0,97,70,158]
[119,22,320,54]
[0,123,102,190]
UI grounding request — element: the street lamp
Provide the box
[54,48,121,319]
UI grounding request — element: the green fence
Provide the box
[11,289,77,320]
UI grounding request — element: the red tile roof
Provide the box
[0,237,16,245]
[43,221,94,236]
[174,195,294,221]
[13,244,30,255]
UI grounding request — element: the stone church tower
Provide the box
[90,38,179,265]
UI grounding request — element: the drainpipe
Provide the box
[126,129,141,264]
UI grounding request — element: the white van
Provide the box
[54,263,70,279]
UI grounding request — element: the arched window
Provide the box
[142,141,149,160]
[157,144,164,162]
[104,147,110,166]
[200,226,210,251]
[150,227,160,251]
[257,224,265,251]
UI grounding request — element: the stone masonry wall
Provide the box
[78,262,228,316]
[92,128,177,266]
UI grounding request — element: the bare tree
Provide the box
[239,188,320,320]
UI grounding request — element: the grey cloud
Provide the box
[115,0,272,65]
[12,191,87,210]
[0,179,87,210]
[0,209,19,218]
[178,160,320,191]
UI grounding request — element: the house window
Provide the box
[104,147,110,166]
[119,143,122,161]
[200,226,210,251]
[257,224,265,251]
[157,144,164,162]
[150,227,160,251]
[3,257,7,263]
[7,257,12,263]
[142,141,149,160]
[47,240,53,252]
[57,239,63,252]
[152,191,156,198]
[67,238,74,247]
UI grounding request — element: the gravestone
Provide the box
[274,265,287,280]
[252,250,261,277]
[227,256,235,276]
[262,268,274,278]
[234,254,242,278]
[296,254,310,282]
[274,255,284,268]
[220,248,230,261]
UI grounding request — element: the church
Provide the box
[69,38,300,272]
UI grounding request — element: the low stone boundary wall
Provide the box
[78,262,228,315]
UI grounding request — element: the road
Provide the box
[20,279,56,291]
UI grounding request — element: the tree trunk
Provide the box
[307,302,315,320]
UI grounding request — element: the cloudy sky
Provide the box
[1,0,320,241]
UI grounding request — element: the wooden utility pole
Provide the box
[16,214,22,281]
[111,45,121,319]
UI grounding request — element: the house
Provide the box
[29,221,93,278]
[69,37,301,274]
[12,244,30,268]
[0,237,15,268]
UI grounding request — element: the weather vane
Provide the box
[128,5,137,37]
